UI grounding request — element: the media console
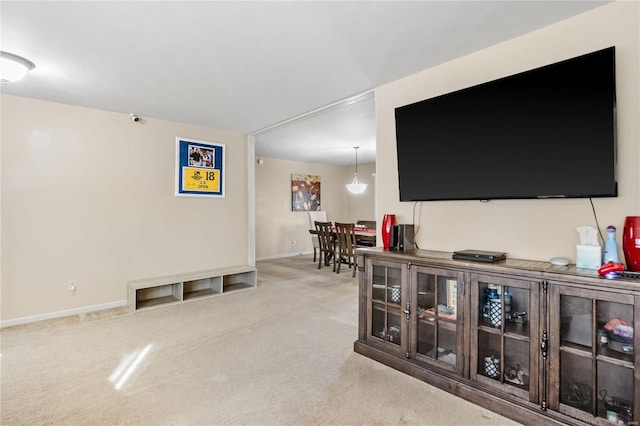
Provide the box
[355,247,639,426]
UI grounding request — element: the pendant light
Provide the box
[0,51,35,83]
[346,146,367,194]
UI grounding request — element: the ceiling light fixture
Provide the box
[0,51,35,83]
[346,146,368,194]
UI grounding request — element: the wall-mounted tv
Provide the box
[395,46,617,202]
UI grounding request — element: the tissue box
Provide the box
[576,245,602,269]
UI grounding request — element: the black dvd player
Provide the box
[452,249,507,263]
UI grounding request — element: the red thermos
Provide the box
[622,216,640,272]
[382,214,396,249]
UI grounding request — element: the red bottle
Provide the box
[622,216,640,272]
[382,214,396,249]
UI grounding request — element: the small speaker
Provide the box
[390,224,415,251]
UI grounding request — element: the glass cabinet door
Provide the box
[470,273,539,403]
[367,259,408,356]
[412,266,463,374]
[549,285,637,425]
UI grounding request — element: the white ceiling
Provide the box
[1,1,608,166]
[255,91,376,166]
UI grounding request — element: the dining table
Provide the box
[309,226,376,247]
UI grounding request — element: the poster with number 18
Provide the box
[175,137,225,198]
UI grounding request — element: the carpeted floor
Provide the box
[0,255,522,425]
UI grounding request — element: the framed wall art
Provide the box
[291,174,321,211]
[175,137,225,197]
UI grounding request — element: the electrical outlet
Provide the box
[68,280,77,294]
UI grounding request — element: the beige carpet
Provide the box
[1,255,522,425]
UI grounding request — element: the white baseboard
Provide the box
[1,300,128,329]
[256,251,313,262]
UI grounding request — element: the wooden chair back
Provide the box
[308,211,327,262]
[314,221,335,271]
[334,222,357,277]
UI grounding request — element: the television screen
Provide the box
[395,47,617,202]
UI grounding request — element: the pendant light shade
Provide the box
[346,146,368,194]
[0,51,35,83]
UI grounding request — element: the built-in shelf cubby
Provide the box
[223,270,255,293]
[183,276,222,301]
[127,265,256,311]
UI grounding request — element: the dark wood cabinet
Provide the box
[365,258,409,357]
[411,265,465,375]
[355,248,639,426]
[548,283,638,425]
[470,273,541,405]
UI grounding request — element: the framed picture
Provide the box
[291,174,320,211]
[175,137,225,198]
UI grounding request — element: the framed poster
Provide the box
[175,137,225,198]
[291,174,320,211]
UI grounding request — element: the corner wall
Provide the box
[375,1,639,261]
[255,156,375,260]
[1,95,249,322]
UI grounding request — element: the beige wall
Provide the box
[347,164,376,226]
[255,156,374,260]
[1,95,249,322]
[375,2,639,261]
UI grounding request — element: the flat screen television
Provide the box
[395,46,617,202]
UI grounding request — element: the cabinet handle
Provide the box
[540,281,549,411]
[403,302,411,322]
[540,329,549,410]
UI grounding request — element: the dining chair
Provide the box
[308,211,327,262]
[334,222,358,277]
[356,220,377,247]
[314,220,335,271]
[356,220,376,230]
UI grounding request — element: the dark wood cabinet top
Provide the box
[356,247,640,291]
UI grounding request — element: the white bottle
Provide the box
[603,225,620,263]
